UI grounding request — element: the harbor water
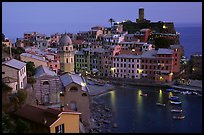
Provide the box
[92,85,202,133]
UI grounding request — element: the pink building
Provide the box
[47,60,60,74]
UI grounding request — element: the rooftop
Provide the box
[157,48,173,55]
[14,104,81,127]
[114,54,141,59]
[140,50,158,58]
[2,58,26,70]
[20,53,48,62]
[60,73,87,92]
[35,65,57,78]
[2,76,18,83]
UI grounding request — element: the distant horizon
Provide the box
[3,2,202,40]
[3,22,202,41]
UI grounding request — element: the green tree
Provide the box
[154,37,171,49]
[26,62,36,77]
[15,118,30,133]
[16,89,27,106]
[2,112,16,133]
[108,18,115,27]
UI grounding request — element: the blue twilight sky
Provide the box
[2,2,202,40]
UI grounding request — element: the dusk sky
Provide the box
[2,2,202,40]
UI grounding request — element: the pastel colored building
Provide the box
[2,38,12,47]
[2,59,27,90]
[2,76,18,93]
[14,104,81,133]
[60,73,90,127]
[140,49,174,82]
[58,34,75,73]
[170,44,184,73]
[20,53,48,68]
[47,60,60,74]
[112,54,141,79]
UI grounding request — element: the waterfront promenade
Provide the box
[86,76,202,96]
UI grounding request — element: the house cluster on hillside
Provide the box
[3,8,201,133]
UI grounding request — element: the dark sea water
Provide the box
[175,26,202,59]
[92,85,202,133]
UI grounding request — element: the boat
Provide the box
[170,101,182,105]
[140,94,147,96]
[181,91,192,95]
[166,88,175,92]
[172,90,181,93]
[171,109,183,113]
[169,96,179,101]
[156,103,166,106]
[172,115,185,120]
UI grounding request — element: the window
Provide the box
[2,72,5,74]
[166,66,168,70]
[121,64,123,67]
[55,64,57,67]
[21,82,23,88]
[124,64,126,67]
[132,64,134,68]
[43,81,49,85]
[137,65,139,68]
[55,124,65,133]
[70,86,78,92]
[67,58,69,63]
[71,58,73,63]
[82,93,87,96]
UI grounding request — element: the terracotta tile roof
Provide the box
[14,104,80,127]
[72,40,84,45]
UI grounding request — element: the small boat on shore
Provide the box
[156,103,166,106]
[172,115,185,120]
[170,101,182,105]
[171,109,183,113]
[166,88,175,92]
[181,91,192,95]
[166,88,180,93]
[140,94,147,96]
[169,96,179,101]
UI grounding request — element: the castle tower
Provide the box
[58,33,75,73]
[139,8,144,20]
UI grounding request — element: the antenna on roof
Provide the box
[9,43,12,59]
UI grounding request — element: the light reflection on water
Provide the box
[92,85,202,133]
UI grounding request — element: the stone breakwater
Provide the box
[88,100,117,133]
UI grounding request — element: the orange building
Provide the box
[14,104,81,133]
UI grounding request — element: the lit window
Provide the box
[55,124,64,133]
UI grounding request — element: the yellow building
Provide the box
[14,104,81,133]
[58,34,75,73]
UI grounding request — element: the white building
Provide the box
[2,59,27,90]
[112,54,141,79]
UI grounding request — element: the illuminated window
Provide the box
[55,124,64,133]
